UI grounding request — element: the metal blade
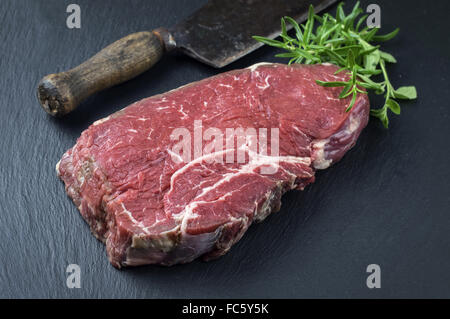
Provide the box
[170,0,338,68]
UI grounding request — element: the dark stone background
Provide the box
[0,0,449,298]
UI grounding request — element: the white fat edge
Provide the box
[120,203,150,235]
[131,231,175,252]
[93,115,111,126]
[245,152,307,186]
[166,149,184,164]
[179,201,201,232]
[132,221,182,252]
[246,62,274,72]
[171,149,311,225]
[312,105,362,170]
[312,139,332,170]
[167,149,233,194]
[229,214,249,225]
[178,191,243,233]
[167,140,311,231]
[168,147,310,196]
[347,111,361,133]
[183,176,242,210]
[55,160,61,174]
[246,150,311,167]
[142,213,168,231]
[254,189,279,222]
[173,151,312,238]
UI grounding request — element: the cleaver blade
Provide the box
[171,0,338,67]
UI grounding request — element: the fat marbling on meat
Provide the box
[57,63,370,267]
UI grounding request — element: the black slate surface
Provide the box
[0,0,449,299]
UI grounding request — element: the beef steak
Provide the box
[57,63,370,267]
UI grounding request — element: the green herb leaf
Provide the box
[253,2,416,128]
[284,16,304,43]
[372,28,400,42]
[356,14,368,31]
[346,91,358,112]
[336,3,346,23]
[379,50,397,63]
[281,17,287,37]
[363,48,380,71]
[386,99,401,114]
[339,82,353,98]
[316,80,348,87]
[275,52,298,58]
[371,108,389,128]
[347,49,356,68]
[394,86,417,100]
[303,5,315,45]
[364,28,379,42]
[252,36,286,49]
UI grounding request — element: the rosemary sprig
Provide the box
[253,1,417,128]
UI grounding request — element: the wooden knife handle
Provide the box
[37,29,174,116]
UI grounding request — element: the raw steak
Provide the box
[57,63,370,268]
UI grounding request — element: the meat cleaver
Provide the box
[37,0,336,116]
